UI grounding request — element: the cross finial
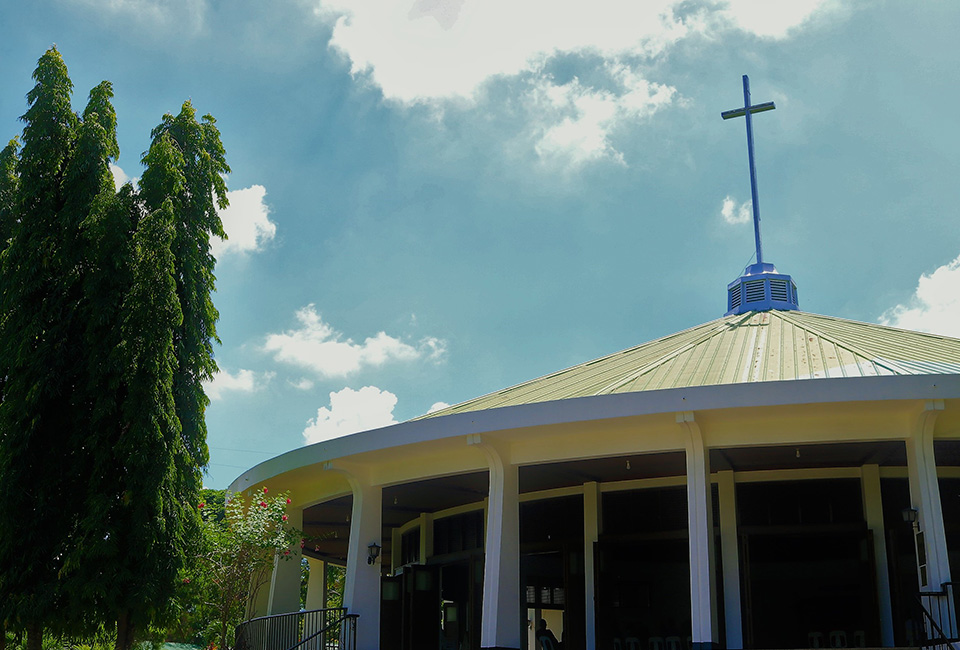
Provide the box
[722,75,775,266]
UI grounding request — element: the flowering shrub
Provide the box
[183,487,302,650]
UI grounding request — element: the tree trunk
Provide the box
[115,611,135,650]
[26,623,41,650]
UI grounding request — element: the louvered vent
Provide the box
[724,263,799,316]
[745,280,766,303]
[729,284,742,310]
[770,279,789,302]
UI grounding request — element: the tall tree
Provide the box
[0,47,86,649]
[139,99,229,516]
[0,49,229,650]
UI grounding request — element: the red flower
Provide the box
[198,503,205,509]
[182,578,191,583]
[300,539,305,548]
[282,514,288,521]
[260,501,267,507]
[286,498,291,504]
[263,487,269,494]
[283,549,290,555]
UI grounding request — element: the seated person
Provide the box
[536,619,562,650]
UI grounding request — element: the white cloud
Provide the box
[205,368,275,401]
[212,185,277,257]
[314,0,835,104]
[302,385,398,444]
[880,254,960,338]
[312,0,835,168]
[720,195,752,225]
[718,0,837,39]
[290,378,315,391]
[426,401,450,414]
[110,163,137,192]
[264,305,447,378]
[533,65,677,167]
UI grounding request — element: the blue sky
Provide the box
[2,0,959,488]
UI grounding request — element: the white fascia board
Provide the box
[229,374,960,493]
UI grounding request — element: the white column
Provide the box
[470,434,522,650]
[306,557,327,610]
[584,481,602,650]
[861,464,895,646]
[268,506,304,614]
[391,527,402,571]
[249,570,272,618]
[420,512,434,561]
[678,412,719,649]
[717,470,742,650]
[342,476,383,650]
[905,400,951,590]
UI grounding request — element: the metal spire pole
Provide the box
[742,75,764,265]
[722,74,776,268]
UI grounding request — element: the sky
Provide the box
[2,0,959,489]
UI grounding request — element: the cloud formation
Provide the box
[110,163,137,191]
[426,401,450,414]
[313,0,834,167]
[721,196,752,225]
[264,305,446,378]
[533,65,677,167]
[205,368,275,400]
[302,385,398,444]
[880,254,960,338]
[315,0,833,103]
[212,185,277,257]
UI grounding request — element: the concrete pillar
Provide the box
[391,527,402,572]
[419,512,434,561]
[470,434,522,650]
[306,556,327,610]
[861,464,895,646]
[583,481,602,650]
[342,476,383,650]
[717,470,742,650]
[678,412,719,650]
[905,401,951,590]
[268,506,304,614]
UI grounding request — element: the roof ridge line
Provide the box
[776,311,911,376]
[594,312,757,395]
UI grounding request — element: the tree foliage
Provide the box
[181,488,301,650]
[0,47,229,650]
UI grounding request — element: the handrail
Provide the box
[286,614,359,650]
[916,594,953,646]
[234,607,357,650]
[914,582,960,650]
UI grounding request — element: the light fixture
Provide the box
[367,541,381,565]
[902,507,919,526]
[626,460,631,470]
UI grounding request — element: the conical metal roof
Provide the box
[425,310,960,418]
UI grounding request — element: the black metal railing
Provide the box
[914,582,960,650]
[234,608,358,650]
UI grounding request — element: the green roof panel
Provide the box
[424,310,960,418]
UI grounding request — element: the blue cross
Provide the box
[722,75,775,266]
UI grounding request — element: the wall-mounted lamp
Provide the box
[367,541,381,565]
[902,507,919,526]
